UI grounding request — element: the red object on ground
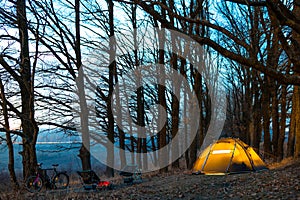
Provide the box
[97,181,111,187]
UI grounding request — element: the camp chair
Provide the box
[77,170,111,190]
[119,164,142,184]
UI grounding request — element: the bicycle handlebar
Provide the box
[37,163,60,169]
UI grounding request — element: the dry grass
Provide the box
[1,159,300,199]
[267,157,300,170]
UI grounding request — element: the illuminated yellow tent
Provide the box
[192,138,268,175]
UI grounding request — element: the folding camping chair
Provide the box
[77,170,112,190]
[119,164,142,184]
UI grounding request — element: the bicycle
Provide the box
[25,163,69,193]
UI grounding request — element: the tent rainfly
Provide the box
[192,138,268,175]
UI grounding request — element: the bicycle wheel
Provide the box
[53,172,69,189]
[25,175,43,193]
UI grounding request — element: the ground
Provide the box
[1,159,300,200]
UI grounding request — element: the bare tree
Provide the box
[0,0,39,179]
[0,77,19,189]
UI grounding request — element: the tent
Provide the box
[192,138,268,175]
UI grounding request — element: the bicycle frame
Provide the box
[38,166,60,188]
[26,163,69,192]
[33,174,41,185]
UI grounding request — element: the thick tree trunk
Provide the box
[252,77,262,152]
[171,53,180,169]
[133,4,145,169]
[169,0,180,169]
[76,69,91,170]
[131,134,135,164]
[157,27,168,173]
[75,0,91,170]
[262,77,272,157]
[78,146,91,170]
[158,59,168,173]
[142,138,148,171]
[106,0,115,177]
[136,133,142,169]
[151,136,157,167]
[292,85,300,158]
[188,67,202,169]
[292,0,300,158]
[286,0,300,156]
[20,141,38,179]
[106,69,115,178]
[115,73,126,169]
[287,85,300,158]
[271,83,280,159]
[287,94,296,157]
[16,0,38,179]
[136,82,148,170]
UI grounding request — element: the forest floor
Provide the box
[0,158,300,200]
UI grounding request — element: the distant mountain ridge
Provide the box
[0,128,82,144]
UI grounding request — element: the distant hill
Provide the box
[0,129,106,173]
[0,128,82,144]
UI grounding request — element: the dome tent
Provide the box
[192,138,268,175]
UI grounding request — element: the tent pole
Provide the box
[236,139,255,171]
[200,144,213,172]
[225,139,237,173]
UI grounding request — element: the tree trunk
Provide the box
[245,70,252,145]
[278,84,287,161]
[151,136,157,167]
[271,83,279,159]
[75,0,91,171]
[287,92,296,157]
[183,78,190,169]
[292,85,300,158]
[76,69,91,170]
[262,77,272,157]
[252,76,262,152]
[142,138,148,171]
[171,53,180,169]
[132,4,145,169]
[187,65,202,169]
[131,134,135,164]
[0,79,19,189]
[292,0,300,158]
[168,0,180,169]
[157,27,168,173]
[158,64,168,173]
[115,73,126,169]
[78,146,91,170]
[106,0,115,177]
[16,0,38,179]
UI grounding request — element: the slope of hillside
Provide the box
[1,159,300,200]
